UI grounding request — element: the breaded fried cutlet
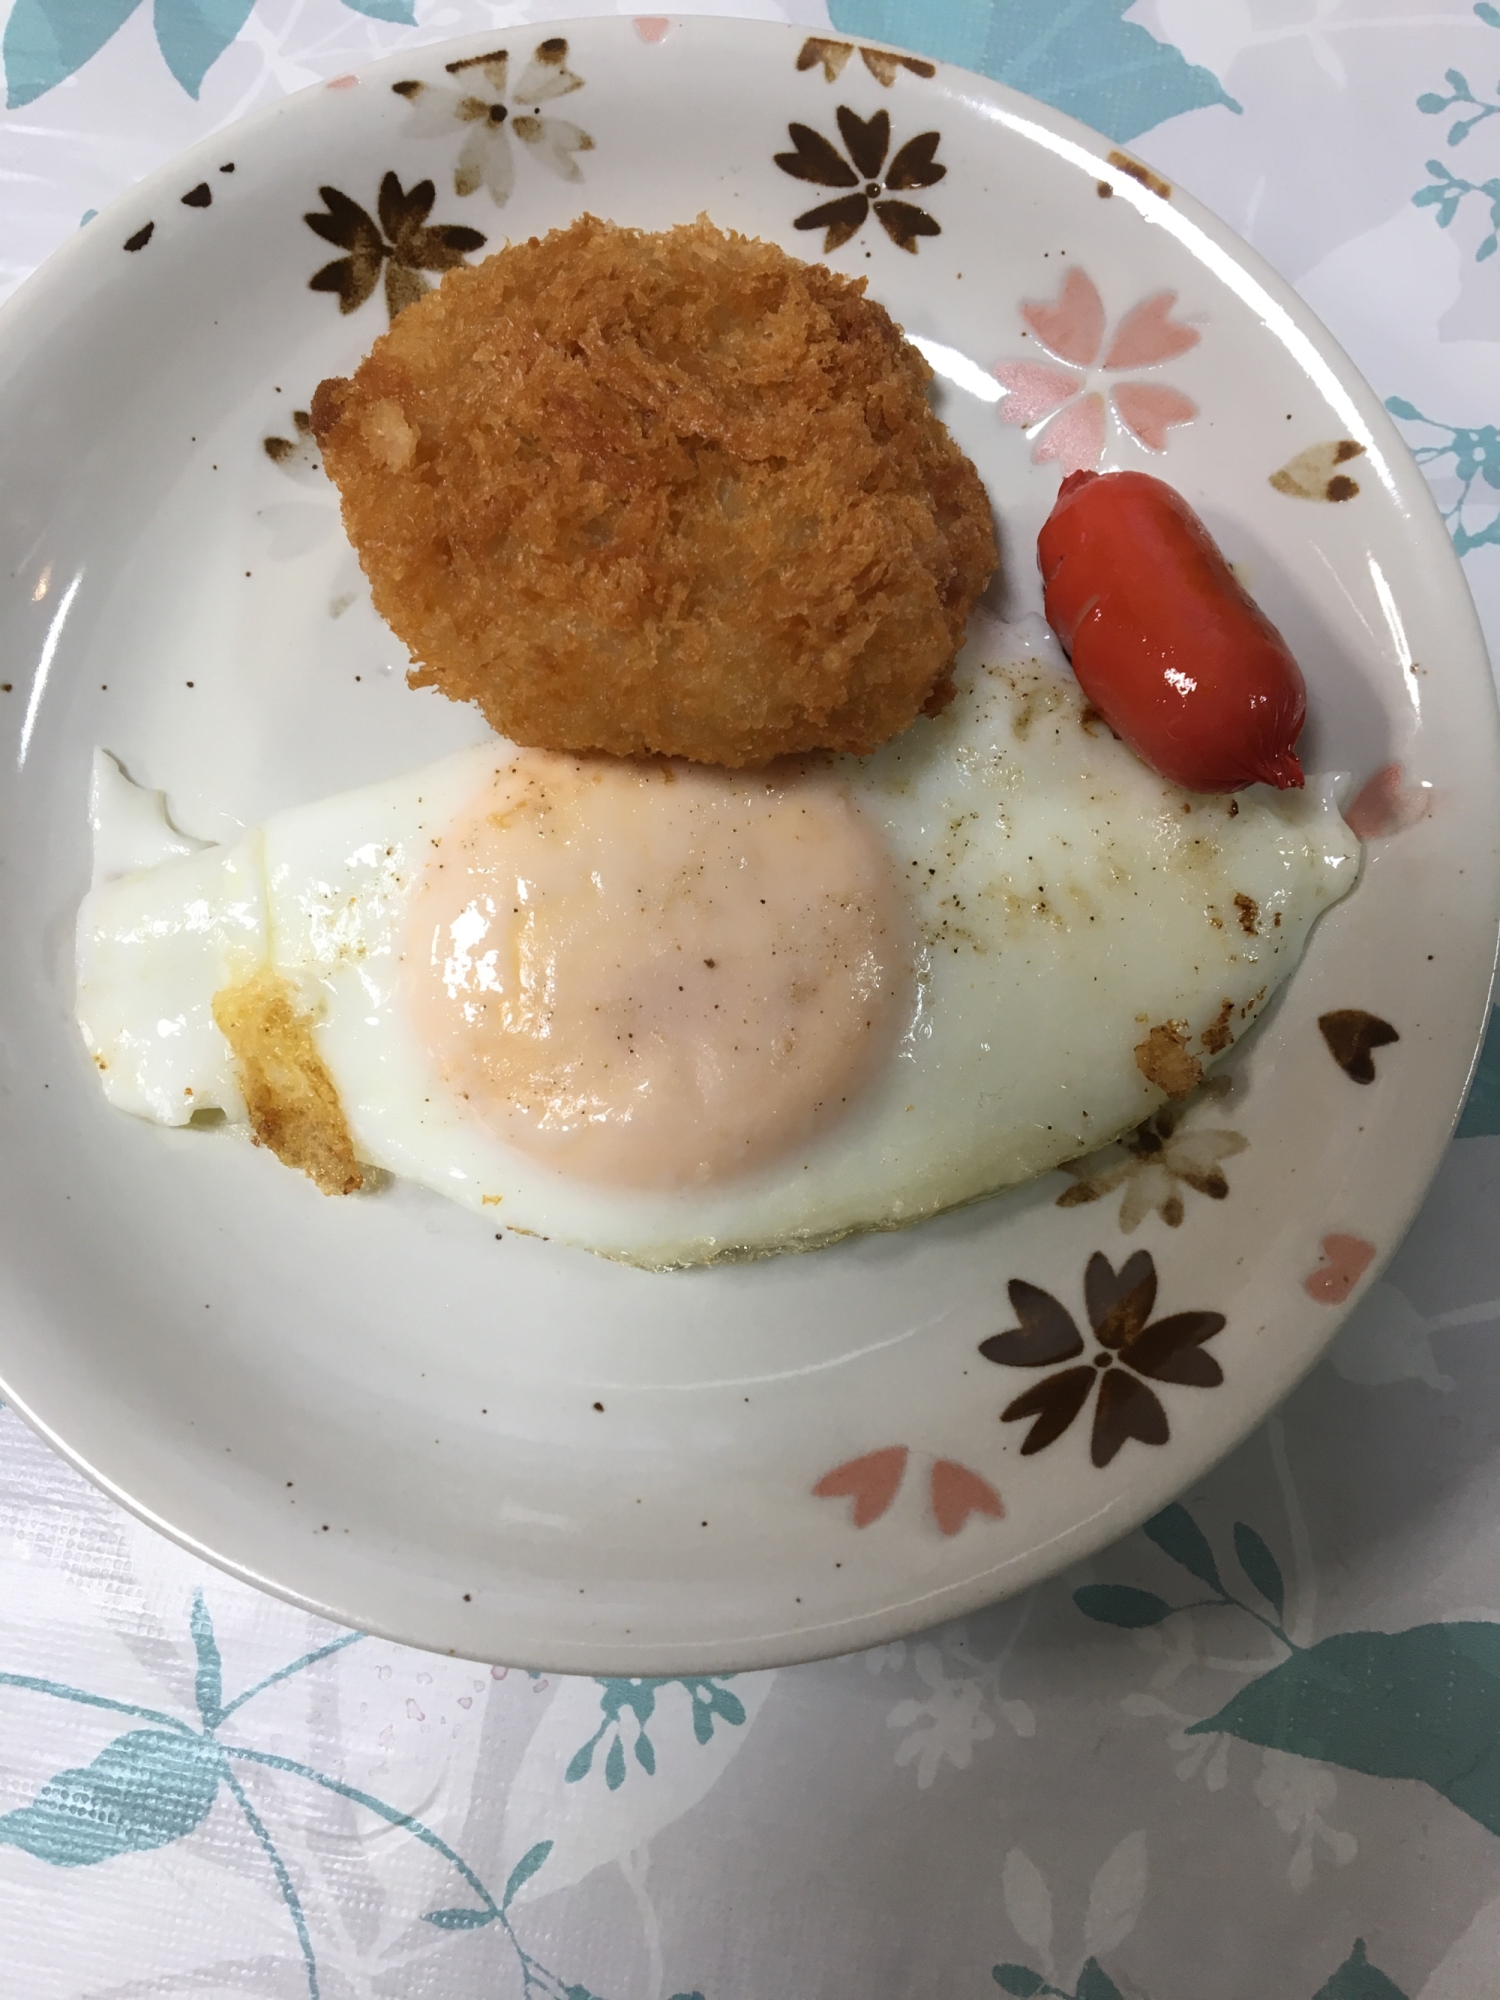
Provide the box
[311,215,997,767]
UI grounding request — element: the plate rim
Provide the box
[1,11,1497,1672]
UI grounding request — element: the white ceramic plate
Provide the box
[1,16,1496,1673]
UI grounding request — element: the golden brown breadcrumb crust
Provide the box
[212,968,365,1195]
[311,214,997,766]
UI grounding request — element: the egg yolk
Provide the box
[404,752,911,1190]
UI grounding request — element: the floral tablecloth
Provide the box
[3,1,1500,1995]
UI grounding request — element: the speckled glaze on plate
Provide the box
[0,15,1495,1672]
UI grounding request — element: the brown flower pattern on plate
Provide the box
[120,164,233,253]
[1270,439,1365,502]
[1058,1075,1246,1231]
[263,409,321,481]
[796,37,936,86]
[1319,1008,1400,1083]
[391,39,592,206]
[980,1251,1226,1468]
[305,172,486,320]
[775,107,945,253]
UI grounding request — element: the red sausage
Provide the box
[1037,469,1306,792]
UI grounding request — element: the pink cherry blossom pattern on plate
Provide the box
[928,1460,1004,1536]
[993,267,1201,474]
[1344,762,1433,839]
[1303,1234,1377,1304]
[813,1446,909,1526]
[813,1448,1003,1536]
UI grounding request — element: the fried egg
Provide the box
[75,620,1359,1267]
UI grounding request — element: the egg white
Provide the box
[76,618,1359,1267]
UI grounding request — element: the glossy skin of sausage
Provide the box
[1037,469,1306,792]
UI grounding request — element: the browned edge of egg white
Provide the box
[1105,150,1171,199]
[1134,1023,1205,1100]
[212,969,366,1195]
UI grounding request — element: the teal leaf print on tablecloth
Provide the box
[566,1677,747,1789]
[3,0,139,109]
[1457,1006,1500,1134]
[502,1838,554,1911]
[419,1837,554,1933]
[1073,1584,1174,1628]
[1086,1505,1289,1636]
[0,1729,222,1865]
[1188,1622,1500,1836]
[1078,1504,1500,1847]
[1385,399,1500,557]
[1413,161,1500,258]
[989,1959,1125,1999]
[0,1597,645,2000]
[1075,1965,1125,2000]
[1233,1521,1286,1618]
[1413,4,1500,259]
[605,1734,628,1788]
[218,1762,320,1994]
[992,1941,1407,1999]
[189,1585,223,1726]
[1313,1939,1410,2000]
[1143,1501,1222,1591]
[1418,65,1500,149]
[153,0,255,97]
[826,0,1238,144]
[2,0,417,105]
